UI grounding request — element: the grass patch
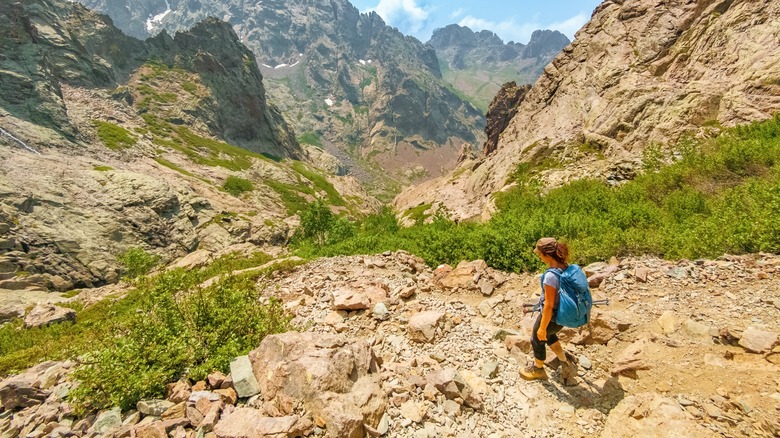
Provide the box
[93,121,137,150]
[61,290,81,298]
[403,203,432,225]
[223,176,254,196]
[264,180,311,216]
[93,165,113,172]
[298,132,322,147]
[292,162,346,206]
[154,157,195,178]
[294,115,780,271]
[181,81,198,95]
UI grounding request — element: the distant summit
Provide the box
[427,24,569,111]
[428,24,569,62]
[523,29,572,58]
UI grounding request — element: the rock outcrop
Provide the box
[396,0,780,221]
[482,82,531,157]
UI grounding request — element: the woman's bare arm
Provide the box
[537,283,557,340]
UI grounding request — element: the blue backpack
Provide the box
[541,264,593,328]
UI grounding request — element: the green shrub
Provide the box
[297,201,336,246]
[403,204,432,225]
[0,252,294,381]
[69,264,292,412]
[223,176,254,196]
[294,115,780,271]
[93,165,113,172]
[93,121,137,150]
[118,247,160,279]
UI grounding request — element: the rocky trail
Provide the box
[2,250,779,437]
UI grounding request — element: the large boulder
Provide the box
[611,339,651,377]
[425,368,483,410]
[315,378,387,438]
[738,327,778,354]
[331,287,371,311]
[249,332,378,400]
[571,311,621,345]
[23,304,75,328]
[247,332,386,436]
[602,393,713,437]
[407,311,445,343]
[434,260,487,290]
[214,409,308,438]
[0,379,50,410]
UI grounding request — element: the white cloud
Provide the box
[458,12,589,44]
[450,8,465,20]
[369,0,430,34]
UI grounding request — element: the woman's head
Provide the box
[533,237,569,265]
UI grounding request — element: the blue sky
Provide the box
[350,0,603,44]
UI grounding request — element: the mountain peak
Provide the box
[524,29,571,58]
[428,24,507,50]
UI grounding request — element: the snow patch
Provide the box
[261,64,273,69]
[359,59,366,65]
[146,0,171,32]
[324,99,334,107]
[290,61,300,68]
[274,64,288,69]
[299,53,304,57]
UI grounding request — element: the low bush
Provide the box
[117,247,160,279]
[223,176,254,196]
[69,269,291,412]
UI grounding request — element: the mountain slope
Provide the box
[0,0,377,292]
[79,0,487,191]
[429,25,570,112]
[396,0,780,221]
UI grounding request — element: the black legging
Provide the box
[531,312,564,361]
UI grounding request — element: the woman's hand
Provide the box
[537,327,547,341]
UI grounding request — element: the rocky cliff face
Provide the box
[79,0,486,190]
[0,0,377,292]
[0,0,299,159]
[483,82,531,157]
[396,0,780,221]
[428,25,569,111]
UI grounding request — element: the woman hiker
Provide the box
[520,237,578,381]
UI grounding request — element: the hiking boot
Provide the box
[519,364,548,381]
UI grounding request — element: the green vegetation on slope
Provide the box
[223,176,254,196]
[93,121,137,150]
[0,252,300,413]
[292,161,346,207]
[117,246,160,279]
[294,115,780,271]
[298,132,322,147]
[438,59,532,113]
